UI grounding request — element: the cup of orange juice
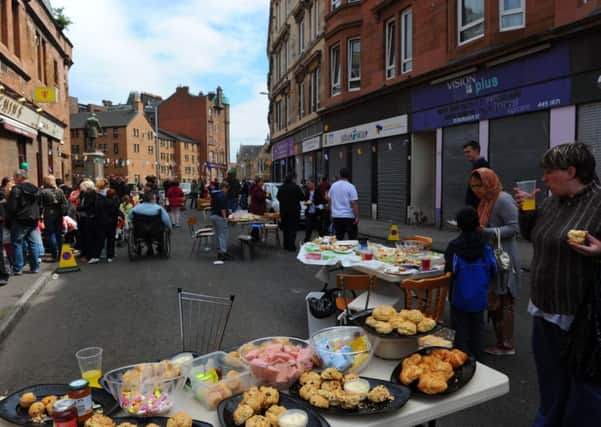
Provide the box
[76,347,103,388]
[516,180,537,211]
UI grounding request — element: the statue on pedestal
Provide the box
[84,113,103,152]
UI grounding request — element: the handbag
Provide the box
[308,286,342,319]
[488,228,513,311]
[561,282,601,383]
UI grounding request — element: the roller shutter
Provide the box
[377,136,409,222]
[577,102,601,177]
[442,124,479,223]
[489,111,549,203]
[328,146,349,181]
[351,141,372,218]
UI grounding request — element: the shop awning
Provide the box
[0,116,38,139]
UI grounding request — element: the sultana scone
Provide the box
[318,389,344,407]
[406,309,424,324]
[321,367,343,381]
[340,392,363,409]
[242,387,266,412]
[233,403,254,426]
[372,305,396,321]
[19,392,37,409]
[117,423,137,427]
[299,384,319,401]
[259,386,279,408]
[245,415,271,427]
[367,385,394,403]
[397,320,417,335]
[417,317,436,333]
[309,393,330,408]
[299,371,322,387]
[374,321,394,334]
[343,373,360,383]
[84,414,116,427]
[166,412,192,427]
[28,402,46,418]
[320,380,342,392]
[146,424,161,427]
[265,405,286,426]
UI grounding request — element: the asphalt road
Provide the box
[0,213,539,426]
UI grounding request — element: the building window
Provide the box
[185,155,189,162]
[53,60,59,85]
[330,45,341,96]
[500,0,525,30]
[347,38,361,91]
[385,18,395,79]
[310,68,320,112]
[36,32,42,80]
[458,0,484,44]
[134,144,140,153]
[113,128,119,137]
[311,1,319,39]
[331,0,341,11]
[147,146,153,154]
[299,81,305,119]
[12,0,19,57]
[72,144,80,154]
[42,40,48,84]
[298,18,305,54]
[113,144,118,154]
[286,94,291,125]
[401,9,412,73]
[1,0,7,46]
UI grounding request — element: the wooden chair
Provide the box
[399,272,451,322]
[335,274,377,321]
[401,235,433,250]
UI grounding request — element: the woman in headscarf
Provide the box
[469,167,520,356]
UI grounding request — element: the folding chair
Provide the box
[178,288,235,354]
[401,235,433,250]
[335,274,377,324]
[399,272,451,322]
[187,216,214,253]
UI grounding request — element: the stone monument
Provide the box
[82,113,105,179]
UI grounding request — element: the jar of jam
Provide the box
[68,379,93,423]
[51,399,78,427]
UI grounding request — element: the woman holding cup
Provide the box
[516,142,601,425]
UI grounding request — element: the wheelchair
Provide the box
[127,213,171,261]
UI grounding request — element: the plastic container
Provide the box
[239,337,314,389]
[310,326,376,374]
[189,351,254,410]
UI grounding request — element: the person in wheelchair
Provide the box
[128,192,171,256]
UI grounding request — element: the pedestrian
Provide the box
[76,179,97,262]
[444,207,497,361]
[128,192,171,256]
[240,180,250,210]
[0,177,11,285]
[6,169,43,275]
[55,178,72,199]
[166,180,185,227]
[303,179,326,242]
[40,175,68,262]
[277,174,305,251]
[210,181,231,261]
[317,177,330,236]
[226,170,241,211]
[328,168,359,240]
[249,177,266,216]
[189,179,199,209]
[516,142,601,425]
[463,140,490,208]
[469,167,520,355]
[89,179,119,264]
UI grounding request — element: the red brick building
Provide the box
[0,0,73,184]
[267,0,601,225]
[159,86,230,181]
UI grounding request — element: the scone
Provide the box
[245,415,271,427]
[417,317,436,333]
[309,393,330,408]
[166,412,192,427]
[321,367,343,381]
[374,321,394,334]
[19,392,37,409]
[365,316,378,327]
[367,385,394,403]
[265,405,286,426]
[406,309,424,324]
[568,229,586,244]
[84,414,116,427]
[372,305,396,321]
[28,402,46,418]
[299,371,322,387]
[259,386,279,407]
[397,320,417,335]
[233,403,254,426]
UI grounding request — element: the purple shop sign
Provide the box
[272,137,294,160]
[413,77,572,131]
[413,44,570,112]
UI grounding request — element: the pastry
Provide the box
[117,423,137,427]
[343,373,360,383]
[389,315,406,329]
[568,229,586,244]
[397,320,417,336]
[372,305,396,321]
[84,414,116,427]
[418,372,448,394]
[299,384,318,401]
[309,393,329,408]
[265,405,286,426]
[259,386,279,407]
[233,403,254,426]
[367,385,394,403]
[146,424,161,427]
[340,392,363,409]
[365,316,378,327]
[28,402,46,418]
[397,309,411,320]
[321,367,343,381]
[429,359,454,380]
[320,380,342,392]
[40,395,57,406]
[448,349,469,368]
[318,389,344,407]
[374,321,394,334]
[299,371,322,387]
[406,309,424,324]
[417,317,436,333]
[244,415,271,427]
[431,349,451,361]
[19,392,37,409]
[400,364,424,385]
[166,412,192,427]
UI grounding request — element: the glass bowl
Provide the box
[310,326,376,374]
[238,337,314,389]
[101,361,187,416]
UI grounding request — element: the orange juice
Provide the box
[522,198,536,211]
[82,369,102,388]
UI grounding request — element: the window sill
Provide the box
[457,33,484,47]
[499,24,526,32]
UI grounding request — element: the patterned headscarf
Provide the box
[472,168,503,227]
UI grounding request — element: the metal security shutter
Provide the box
[328,146,348,180]
[442,124,479,223]
[351,141,372,218]
[377,136,409,222]
[489,111,549,201]
[577,102,601,178]
[303,154,314,181]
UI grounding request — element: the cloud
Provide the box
[52,0,269,161]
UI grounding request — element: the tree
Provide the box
[53,7,72,31]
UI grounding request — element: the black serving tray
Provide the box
[112,416,212,427]
[349,310,442,339]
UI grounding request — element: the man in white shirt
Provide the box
[328,168,359,240]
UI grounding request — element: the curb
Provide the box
[0,271,53,343]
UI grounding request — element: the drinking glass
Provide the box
[76,347,103,388]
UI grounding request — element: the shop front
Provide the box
[271,137,294,182]
[301,135,321,182]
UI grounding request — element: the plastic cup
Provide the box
[76,347,103,388]
[516,180,537,211]
[421,258,431,271]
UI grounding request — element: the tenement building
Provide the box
[0,0,73,184]
[267,0,601,226]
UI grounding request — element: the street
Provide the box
[0,212,539,427]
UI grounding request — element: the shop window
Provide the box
[458,0,484,45]
[347,38,361,91]
[499,0,525,31]
[401,9,412,73]
[330,45,341,96]
[385,18,395,79]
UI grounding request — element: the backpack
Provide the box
[15,184,41,225]
[451,245,497,313]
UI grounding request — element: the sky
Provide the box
[53,0,270,162]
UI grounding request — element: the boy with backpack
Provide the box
[444,207,497,361]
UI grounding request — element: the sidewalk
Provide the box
[358,219,533,269]
[0,262,54,342]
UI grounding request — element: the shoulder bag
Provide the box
[488,228,514,311]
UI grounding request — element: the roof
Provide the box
[237,145,264,161]
[158,128,199,144]
[70,110,137,129]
